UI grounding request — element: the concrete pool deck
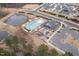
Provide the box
[22,18,47,32]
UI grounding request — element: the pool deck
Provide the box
[22,18,48,32]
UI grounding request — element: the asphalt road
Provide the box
[29,11,79,29]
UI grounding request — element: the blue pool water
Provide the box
[25,19,44,30]
[5,14,28,26]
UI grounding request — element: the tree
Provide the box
[48,49,59,56]
[26,44,33,54]
[4,36,26,55]
[5,36,19,52]
[0,48,11,56]
[24,44,33,56]
[3,35,33,56]
[36,44,48,56]
[35,44,59,56]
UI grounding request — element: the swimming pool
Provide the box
[25,18,44,31]
[5,14,28,26]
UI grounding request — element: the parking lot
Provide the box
[37,3,79,17]
[50,23,79,56]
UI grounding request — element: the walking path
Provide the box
[47,22,63,42]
